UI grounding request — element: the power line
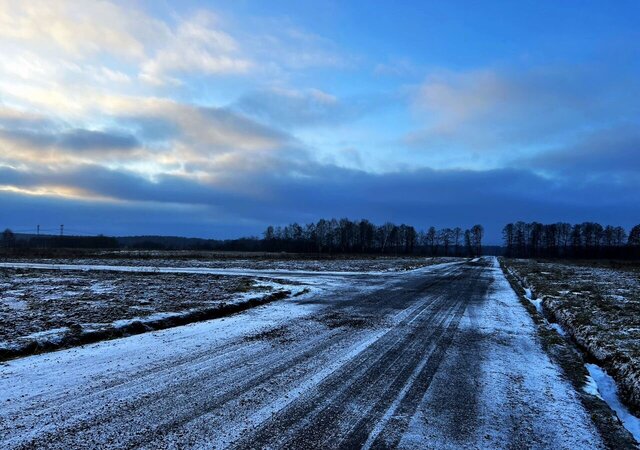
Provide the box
[6,224,113,237]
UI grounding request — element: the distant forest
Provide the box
[503,222,640,259]
[2,219,639,259]
[261,220,484,256]
[0,220,486,256]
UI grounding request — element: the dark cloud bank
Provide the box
[2,155,638,244]
[1,66,638,244]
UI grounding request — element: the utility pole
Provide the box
[37,224,40,236]
[60,224,64,237]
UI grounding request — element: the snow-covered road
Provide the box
[0,258,611,448]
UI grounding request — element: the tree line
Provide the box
[1,229,118,250]
[5,220,639,259]
[503,222,640,259]
[262,219,484,256]
[1,220,486,256]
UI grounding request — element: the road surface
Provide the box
[0,258,605,449]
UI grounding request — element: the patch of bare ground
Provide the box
[500,258,639,448]
[244,325,293,345]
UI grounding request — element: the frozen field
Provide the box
[1,253,447,272]
[3,257,631,449]
[0,267,302,357]
[503,259,640,415]
[0,256,445,358]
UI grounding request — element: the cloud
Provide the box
[0,104,55,129]
[0,105,142,162]
[106,98,296,164]
[2,154,638,243]
[406,65,639,162]
[0,0,166,60]
[0,96,308,188]
[0,1,349,90]
[1,1,637,243]
[248,25,351,72]
[0,188,257,238]
[0,0,355,129]
[140,11,252,85]
[525,124,640,177]
[0,2,252,90]
[57,129,139,152]
[233,87,379,128]
[2,77,637,244]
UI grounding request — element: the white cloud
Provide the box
[139,11,253,84]
[0,0,353,202]
[0,0,166,60]
[406,65,637,161]
[0,0,352,96]
[0,1,253,89]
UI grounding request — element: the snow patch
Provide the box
[90,282,114,294]
[112,312,187,329]
[586,363,640,442]
[583,374,602,399]
[3,296,27,310]
[524,288,543,314]
[549,323,567,336]
[0,261,408,277]
[23,327,70,344]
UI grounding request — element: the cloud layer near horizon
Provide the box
[0,1,638,242]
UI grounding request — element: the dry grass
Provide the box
[502,258,640,415]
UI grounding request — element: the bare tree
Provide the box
[502,223,514,257]
[452,227,462,256]
[464,229,472,256]
[613,226,627,246]
[471,224,484,256]
[426,226,437,256]
[439,228,452,256]
[629,225,640,246]
[379,222,395,254]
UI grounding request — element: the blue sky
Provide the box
[0,0,638,243]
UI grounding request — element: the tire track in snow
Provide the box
[231,267,478,449]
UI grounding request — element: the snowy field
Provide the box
[503,259,640,416]
[0,268,302,357]
[1,252,447,272]
[0,257,622,449]
[0,256,445,358]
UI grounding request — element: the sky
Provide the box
[0,0,638,243]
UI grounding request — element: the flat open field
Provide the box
[0,256,448,358]
[1,251,448,272]
[0,268,297,356]
[1,257,635,449]
[502,258,640,415]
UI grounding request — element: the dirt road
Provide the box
[0,258,607,449]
